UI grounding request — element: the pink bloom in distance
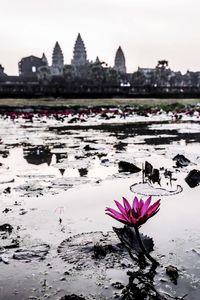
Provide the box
[106,196,160,228]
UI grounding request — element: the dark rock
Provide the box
[0,150,9,158]
[78,168,88,177]
[166,265,179,285]
[64,271,70,275]
[2,208,11,213]
[23,145,52,166]
[119,161,141,174]
[101,158,110,166]
[173,154,190,167]
[185,169,200,188]
[19,209,28,215]
[114,142,127,151]
[0,224,13,233]
[60,277,66,281]
[83,144,96,151]
[3,187,11,194]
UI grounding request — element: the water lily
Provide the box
[106,196,160,228]
[106,196,160,265]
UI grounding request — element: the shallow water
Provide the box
[0,116,200,299]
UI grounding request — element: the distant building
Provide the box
[134,62,187,87]
[138,67,155,75]
[71,33,88,66]
[18,54,48,77]
[51,42,64,76]
[114,46,127,74]
[183,71,200,87]
[0,65,7,80]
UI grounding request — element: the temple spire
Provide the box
[95,56,100,64]
[114,46,127,74]
[71,34,87,66]
[51,42,64,75]
[41,53,48,65]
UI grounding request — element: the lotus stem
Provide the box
[134,226,159,266]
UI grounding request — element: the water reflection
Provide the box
[23,146,52,165]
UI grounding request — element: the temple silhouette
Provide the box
[15,33,126,80]
[0,34,199,98]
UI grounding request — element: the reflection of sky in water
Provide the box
[149,122,200,133]
[0,147,120,183]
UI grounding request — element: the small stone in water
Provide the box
[166,265,179,285]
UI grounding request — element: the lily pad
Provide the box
[113,226,154,255]
[130,182,183,196]
[57,231,133,270]
[13,244,50,262]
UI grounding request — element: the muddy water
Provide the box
[0,116,200,299]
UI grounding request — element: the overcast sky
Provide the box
[0,0,199,75]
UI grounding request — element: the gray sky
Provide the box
[0,0,199,75]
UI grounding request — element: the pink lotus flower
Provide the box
[106,196,160,228]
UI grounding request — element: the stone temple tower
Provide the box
[71,33,87,66]
[114,46,127,74]
[41,53,48,66]
[51,42,64,75]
